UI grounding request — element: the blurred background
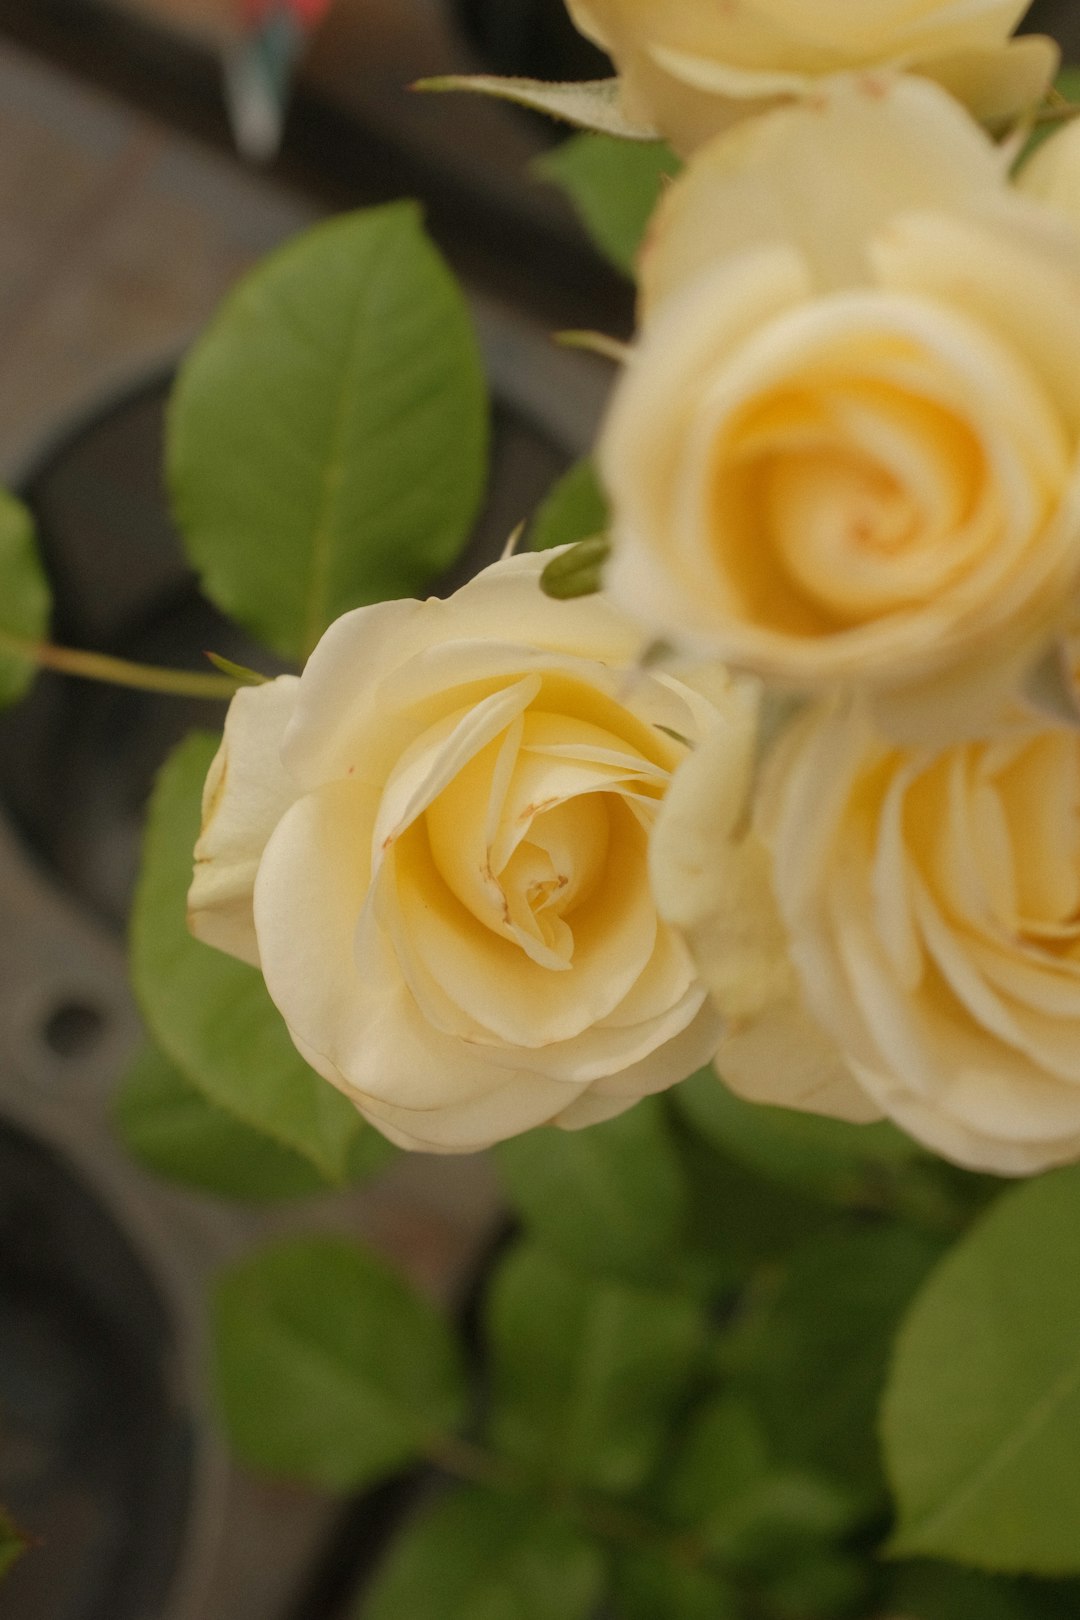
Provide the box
[0,2,1075,1617]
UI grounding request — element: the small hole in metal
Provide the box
[42,1001,106,1061]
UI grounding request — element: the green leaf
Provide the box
[0,1508,26,1581]
[663,1395,773,1533]
[535,134,680,276]
[168,203,489,661]
[722,1224,943,1498]
[884,1563,1080,1620]
[130,732,366,1181]
[493,1097,689,1285]
[610,1549,741,1620]
[486,1244,705,1495]
[414,75,659,140]
[114,1043,395,1200]
[204,652,268,686]
[670,1104,837,1286]
[676,1068,924,1208]
[363,1488,604,1620]
[540,534,610,600]
[1056,68,1080,105]
[660,1396,864,1590]
[883,1165,1080,1574]
[214,1237,466,1490]
[529,458,609,553]
[0,489,50,707]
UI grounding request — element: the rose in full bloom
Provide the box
[188,552,750,1152]
[653,688,1080,1177]
[601,75,1080,741]
[565,0,1055,154]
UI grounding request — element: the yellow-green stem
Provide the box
[0,628,238,701]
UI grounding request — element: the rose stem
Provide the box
[0,628,238,701]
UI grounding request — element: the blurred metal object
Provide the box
[226,0,334,161]
[0,802,502,1620]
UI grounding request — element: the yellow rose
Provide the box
[565,0,1055,153]
[654,691,1080,1176]
[188,552,749,1153]
[601,75,1080,741]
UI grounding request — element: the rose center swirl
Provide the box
[424,707,669,971]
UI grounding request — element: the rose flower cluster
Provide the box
[190,0,1080,1175]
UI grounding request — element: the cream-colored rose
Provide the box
[601,75,1080,741]
[188,552,749,1153]
[654,689,1080,1176]
[565,0,1055,154]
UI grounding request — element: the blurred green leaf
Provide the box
[487,1245,705,1495]
[540,534,609,599]
[363,1488,604,1620]
[762,1546,870,1620]
[114,1043,395,1200]
[0,1508,26,1581]
[493,1097,689,1285]
[884,1562,1080,1620]
[610,1549,741,1620]
[0,489,49,707]
[670,1108,836,1287]
[721,1224,942,1499]
[131,732,366,1181]
[535,135,680,276]
[660,1395,864,1601]
[168,203,489,661]
[884,1166,1080,1574]
[676,1068,930,1211]
[214,1237,466,1490]
[663,1396,772,1534]
[529,458,608,553]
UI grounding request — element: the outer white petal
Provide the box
[650,687,788,1024]
[282,553,654,791]
[916,36,1057,127]
[640,74,1006,314]
[188,675,301,968]
[717,1000,881,1123]
[1019,115,1080,237]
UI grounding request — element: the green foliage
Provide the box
[657,1395,867,1618]
[883,1165,1080,1574]
[671,1103,838,1286]
[114,1043,395,1200]
[534,135,680,276]
[486,1244,705,1495]
[528,458,608,553]
[610,1550,741,1620]
[214,1237,467,1491]
[493,1098,689,1285]
[0,488,50,706]
[884,1562,1080,1620]
[168,203,489,661]
[0,1508,26,1582]
[539,535,610,599]
[676,1068,924,1209]
[362,1488,604,1620]
[130,732,367,1181]
[721,1224,944,1498]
